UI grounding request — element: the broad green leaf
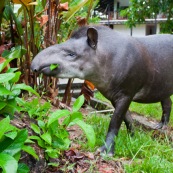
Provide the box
[25,139,35,144]
[0,101,7,110]
[70,119,95,148]
[50,64,59,71]
[31,123,40,134]
[63,112,83,126]
[0,85,14,96]
[52,136,70,150]
[0,73,15,83]
[5,131,17,139]
[17,163,30,173]
[15,97,26,106]
[41,132,52,145]
[0,117,10,139]
[1,129,28,156]
[7,46,25,58]
[12,83,39,97]
[1,50,10,58]
[28,136,40,140]
[72,95,84,112]
[7,68,19,73]
[38,120,46,132]
[45,147,59,158]
[29,136,45,148]
[10,71,21,83]
[13,150,21,161]
[0,99,21,116]
[2,45,26,59]
[47,109,70,127]
[70,112,83,121]
[22,145,39,160]
[0,57,17,73]
[12,88,21,97]
[0,153,18,173]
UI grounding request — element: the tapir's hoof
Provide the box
[96,146,114,157]
[154,122,168,130]
[154,122,163,129]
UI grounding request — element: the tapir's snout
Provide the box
[31,60,40,73]
[31,51,47,73]
[31,54,47,73]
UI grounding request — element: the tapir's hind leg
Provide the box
[155,97,172,129]
[124,110,134,135]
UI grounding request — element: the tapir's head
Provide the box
[31,26,99,80]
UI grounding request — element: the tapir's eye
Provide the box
[67,52,76,57]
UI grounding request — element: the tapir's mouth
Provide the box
[39,65,59,76]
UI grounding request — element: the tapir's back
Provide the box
[136,34,173,60]
[133,34,173,102]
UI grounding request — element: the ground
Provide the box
[9,97,173,173]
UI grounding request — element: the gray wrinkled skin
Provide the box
[31,25,173,156]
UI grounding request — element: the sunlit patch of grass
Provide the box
[130,102,162,119]
[83,113,173,172]
[125,155,173,173]
[116,128,173,173]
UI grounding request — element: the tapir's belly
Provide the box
[133,77,173,103]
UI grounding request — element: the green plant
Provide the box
[85,113,110,148]
[0,54,39,117]
[0,117,38,173]
[16,97,51,119]
[29,95,95,164]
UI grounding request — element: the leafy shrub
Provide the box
[0,52,39,117]
[28,95,96,164]
[0,117,38,173]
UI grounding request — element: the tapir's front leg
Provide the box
[97,96,132,156]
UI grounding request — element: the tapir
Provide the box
[31,25,173,156]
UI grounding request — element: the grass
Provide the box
[84,113,173,173]
[91,91,173,172]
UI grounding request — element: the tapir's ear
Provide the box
[87,27,98,49]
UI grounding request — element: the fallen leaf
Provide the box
[65,149,84,162]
